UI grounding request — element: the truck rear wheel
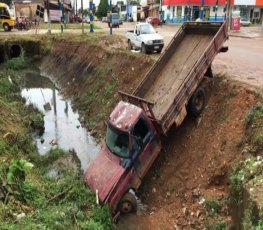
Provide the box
[118,192,137,214]
[188,87,206,117]
[141,43,147,54]
[128,40,132,50]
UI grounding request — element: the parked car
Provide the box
[83,17,90,24]
[240,18,251,26]
[147,17,161,26]
[102,17,108,23]
[107,13,121,28]
[126,22,164,54]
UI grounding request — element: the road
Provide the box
[1,22,262,89]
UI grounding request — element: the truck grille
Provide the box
[153,40,162,44]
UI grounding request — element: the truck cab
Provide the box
[107,12,121,28]
[0,3,15,31]
[84,101,161,214]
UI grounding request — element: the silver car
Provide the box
[240,18,251,26]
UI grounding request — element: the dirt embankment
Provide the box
[41,36,263,229]
[41,35,154,137]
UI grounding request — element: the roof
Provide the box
[13,0,71,5]
[109,101,142,131]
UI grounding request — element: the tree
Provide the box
[96,0,108,19]
[1,0,12,7]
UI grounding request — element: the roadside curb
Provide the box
[228,33,261,39]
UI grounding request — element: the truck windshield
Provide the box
[140,24,155,34]
[0,6,10,17]
[112,14,119,19]
[106,124,130,158]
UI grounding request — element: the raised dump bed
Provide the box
[128,22,228,134]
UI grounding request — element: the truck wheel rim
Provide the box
[120,202,132,213]
[195,95,204,111]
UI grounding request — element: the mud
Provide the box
[118,78,262,229]
[37,35,263,229]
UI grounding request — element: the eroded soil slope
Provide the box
[118,78,262,230]
[41,36,263,229]
[41,35,154,137]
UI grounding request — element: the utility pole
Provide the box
[46,0,51,33]
[59,0,63,32]
[76,0,77,16]
[200,0,205,19]
[109,0,112,35]
[160,0,162,22]
[81,0,84,34]
[89,0,94,32]
[225,0,231,30]
[215,0,218,21]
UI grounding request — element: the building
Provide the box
[162,0,263,24]
[13,0,72,22]
[232,0,263,23]
[162,0,227,23]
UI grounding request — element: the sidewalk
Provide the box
[228,25,263,38]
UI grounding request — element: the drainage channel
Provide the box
[21,71,99,170]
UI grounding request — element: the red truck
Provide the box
[84,21,228,216]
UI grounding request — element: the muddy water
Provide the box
[21,71,99,170]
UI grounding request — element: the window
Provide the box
[132,118,150,143]
[106,125,130,158]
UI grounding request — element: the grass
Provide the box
[245,104,263,152]
[230,169,245,203]
[36,22,102,30]
[0,51,114,229]
[204,199,222,214]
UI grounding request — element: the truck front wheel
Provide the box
[3,23,10,32]
[188,87,206,117]
[141,43,147,54]
[118,192,137,214]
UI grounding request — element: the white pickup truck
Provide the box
[126,22,164,54]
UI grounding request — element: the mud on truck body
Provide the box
[84,21,229,217]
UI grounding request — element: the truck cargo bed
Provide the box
[143,34,213,120]
[120,22,228,134]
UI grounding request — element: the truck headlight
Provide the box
[146,40,153,45]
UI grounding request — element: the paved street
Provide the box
[1,21,262,88]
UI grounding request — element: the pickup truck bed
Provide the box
[120,22,228,134]
[143,34,213,120]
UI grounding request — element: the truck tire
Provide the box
[118,192,137,214]
[128,40,132,50]
[3,23,10,32]
[188,87,206,117]
[141,43,147,54]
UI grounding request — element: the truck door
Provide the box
[131,117,160,180]
[134,25,141,49]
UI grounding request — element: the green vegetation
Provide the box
[37,22,102,30]
[245,104,263,152]
[204,199,222,214]
[96,0,108,19]
[0,51,114,229]
[4,49,26,70]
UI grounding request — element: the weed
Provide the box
[214,221,226,230]
[4,49,26,70]
[204,199,222,214]
[245,104,263,152]
[230,169,245,203]
[29,112,44,134]
[252,219,263,230]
